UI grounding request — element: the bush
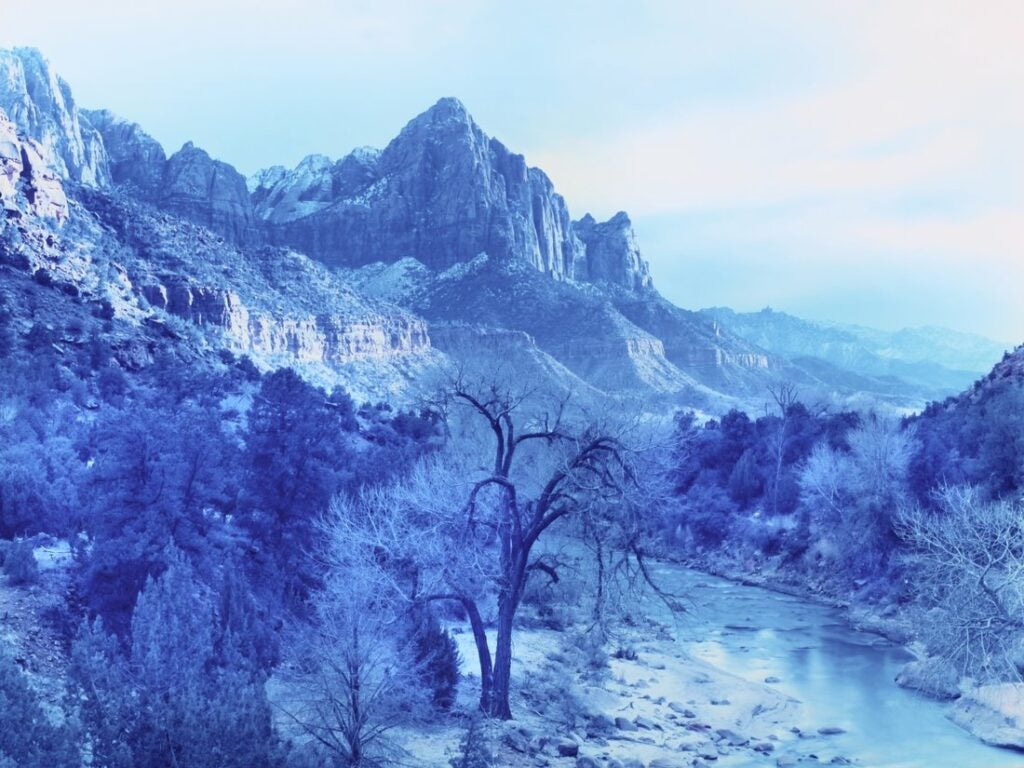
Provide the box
[0,651,78,767]
[411,609,460,711]
[3,540,39,586]
[450,716,493,768]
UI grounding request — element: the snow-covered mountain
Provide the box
[0,46,995,413]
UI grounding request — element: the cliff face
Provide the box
[139,276,429,367]
[254,98,585,278]
[0,107,68,224]
[0,48,109,187]
[84,112,259,248]
[572,212,653,291]
[81,109,166,198]
[159,142,258,247]
[251,99,658,295]
[80,190,433,374]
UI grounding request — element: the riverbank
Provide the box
[397,607,858,767]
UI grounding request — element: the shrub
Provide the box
[411,609,460,711]
[0,651,78,767]
[3,540,39,586]
[450,716,493,768]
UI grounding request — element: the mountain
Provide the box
[0,46,993,415]
[0,51,439,404]
[702,307,1009,403]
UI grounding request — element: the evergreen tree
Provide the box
[0,651,78,768]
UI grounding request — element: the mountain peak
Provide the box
[425,96,471,119]
[399,97,479,139]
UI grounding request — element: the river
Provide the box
[655,566,1023,768]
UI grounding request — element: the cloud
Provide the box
[523,1,1024,339]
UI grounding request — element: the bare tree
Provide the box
[276,567,429,766]
[800,414,915,573]
[897,486,1024,682]
[766,383,800,515]
[323,376,665,720]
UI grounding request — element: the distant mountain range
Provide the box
[701,307,1009,404]
[0,47,1011,413]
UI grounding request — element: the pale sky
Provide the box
[1,0,1020,342]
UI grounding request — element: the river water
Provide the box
[655,566,1023,768]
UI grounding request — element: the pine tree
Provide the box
[0,651,78,767]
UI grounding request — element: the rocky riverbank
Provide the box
[396,609,860,767]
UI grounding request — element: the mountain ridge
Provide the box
[0,46,1006,413]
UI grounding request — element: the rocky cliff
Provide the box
[0,52,440,403]
[5,45,954,413]
[158,142,258,246]
[0,49,261,248]
[0,107,68,225]
[0,48,109,187]
[254,97,585,278]
[572,212,653,291]
[81,189,436,395]
[250,99,654,294]
[84,112,259,247]
[81,109,166,198]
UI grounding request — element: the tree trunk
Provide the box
[461,598,494,713]
[489,594,515,719]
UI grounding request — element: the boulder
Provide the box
[615,716,638,732]
[895,657,961,700]
[555,738,579,757]
[634,715,660,730]
[714,729,748,747]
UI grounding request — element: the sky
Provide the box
[1,0,1021,342]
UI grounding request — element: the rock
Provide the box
[949,683,1024,749]
[160,142,258,245]
[0,47,109,186]
[649,759,688,768]
[817,727,846,736]
[575,758,600,768]
[84,109,167,199]
[555,738,579,757]
[503,729,532,754]
[259,97,584,278]
[634,715,660,730]
[585,713,615,738]
[572,211,653,291]
[614,716,638,732]
[895,657,961,700]
[764,676,782,684]
[710,698,731,706]
[753,742,775,753]
[0,108,68,222]
[714,729,748,747]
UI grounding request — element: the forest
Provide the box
[2,288,1023,766]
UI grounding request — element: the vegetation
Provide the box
[0,273,1021,764]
